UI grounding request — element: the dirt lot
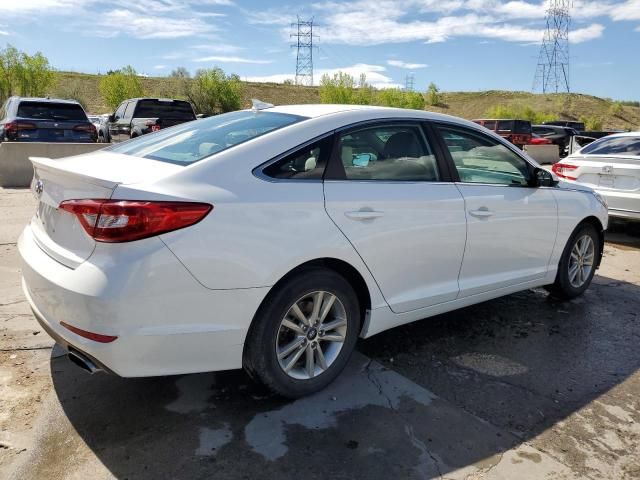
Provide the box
[1,188,639,480]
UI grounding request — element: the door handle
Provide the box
[345,210,384,220]
[469,208,493,218]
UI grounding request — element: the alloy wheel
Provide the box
[568,234,595,288]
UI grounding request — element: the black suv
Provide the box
[107,98,196,143]
[0,97,97,143]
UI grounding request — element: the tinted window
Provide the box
[263,136,332,180]
[113,102,127,120]
[496,120,531,134]
[134,100,195,119]
[337,124,439,181]
[107,110,305,165]
[123,101,135,120]
[580,136,640,156]
[17,101,87,121]
[438,125,531,186]
[480,120,497,130]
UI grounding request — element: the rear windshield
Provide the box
[497,120,531,134]
[107,110,306,165]
[580,136,640,156]
[134,100,195,119]
[17,101,87,121]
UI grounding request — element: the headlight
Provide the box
[592,191,608,209]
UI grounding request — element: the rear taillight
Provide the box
[58,200,212,242]
[530,137,552,145]
[145,120,161,132]
[61,321,118,343]
[73,123,98,140]
[4,121,36,139]
[551,162,578,180]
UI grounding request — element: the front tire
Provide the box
[243,268,360,398]
[548,223,600,299]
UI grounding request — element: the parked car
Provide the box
[107,98,196,143]
[0,97,97,143]
[543,120,586,131]
[533,124,578,157]
[553,132,640,221]
[472,118,532,148]
[88,114,110,143]
[19,104,608,398]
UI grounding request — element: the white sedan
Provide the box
[552,132,640,221]
[19,104,608,397]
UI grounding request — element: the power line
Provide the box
[532,0,572,93]
[291,16,316,86]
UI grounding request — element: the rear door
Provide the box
[434,123,558,297]
[323,121,466,313]
[109,102,128,142]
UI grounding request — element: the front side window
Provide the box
[336,124,439,181]
[123,102,135,120]
[580,136,640,156]
[107,110,306,166]
[263,136,331,180]
[113,102,127,120]
[438,125,531,186]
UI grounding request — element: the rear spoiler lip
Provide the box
[29,156,120,190]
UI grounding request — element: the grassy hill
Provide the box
[52,72,639,130]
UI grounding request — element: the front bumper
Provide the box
[19,225,270,377]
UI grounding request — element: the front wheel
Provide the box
[243,268,360,398]
[547,223,600,299]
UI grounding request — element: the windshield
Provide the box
[580,135,640,156]
[134,100,195,119]
[17,102,87,121]
[106,110,306,165]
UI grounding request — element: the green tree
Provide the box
[426,82,440,106]
[170,67,190,79]
[580,115,603,131]
[609,101,623,116]
[485,104,555,124]
[185,67,243,115]
[99,66,144,110]
[319,72,357,104]
[0,44,55,103]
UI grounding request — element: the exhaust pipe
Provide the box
[68,349,103,375]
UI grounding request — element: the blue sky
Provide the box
[1,0,639,99]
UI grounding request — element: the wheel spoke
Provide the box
[281,318,304,334]
[321,318,346,332]
[290,303,310,326]
[310,291,324,323]
[571,251,580,262]
[315,346,328,370]
[319,294,337,324]
[278,337,304,359]
[569,264,579,282]
[284,344,306,372]
[322,333,345,342]
[305,345,315,378]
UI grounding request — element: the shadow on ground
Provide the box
[32,271,639,479]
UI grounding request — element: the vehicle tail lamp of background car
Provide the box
[72,123,98,141]
[3,121,36,140]
[58,200,213,242]
[145,119,161,132]
[529,136,553,145]
[552,162,578,180]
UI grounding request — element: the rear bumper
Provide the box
[18,225,270,377]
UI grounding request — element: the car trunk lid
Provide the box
[29,152,182,268]
[571,155,640,192]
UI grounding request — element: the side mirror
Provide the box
[108,114,115,123]
[535,167,558,187]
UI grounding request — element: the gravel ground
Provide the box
[1,188,639,479]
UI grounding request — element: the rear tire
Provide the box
[243,268,360,398]
[547,223,600,299]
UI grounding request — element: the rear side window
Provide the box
[337,124,439,181]
[580,136,640,156]
[17,101,87,121]
[107,110,306,165]
[134,100,195,119]
[263,136,332,180]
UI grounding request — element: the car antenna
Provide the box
[251,99,274,112]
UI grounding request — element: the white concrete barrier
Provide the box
[0,142,106,188]
[523,144,560,165]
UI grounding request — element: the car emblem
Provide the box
[602,165,613,174]
[54,123,59,127]
[34,179,44,198]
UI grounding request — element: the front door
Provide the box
[434,123,558,297]
[323,122,467,314]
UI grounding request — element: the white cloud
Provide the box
[246,9,293,25]
[194,55,273,64]
[609,0,640,20]
[387,60,428,69]
[153,64,167,70]
[190,44,243,53]
[0,30,8,36]
[570,23,605,42]
[97,9,216,39]
[243,73,295,83]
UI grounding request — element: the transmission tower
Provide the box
[291,17,315,86]
[404,73,415,91]
[533,0,572,93]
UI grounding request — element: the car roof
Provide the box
[266,104,479,126]
[11,96,82,105]
[596,131,640,139]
